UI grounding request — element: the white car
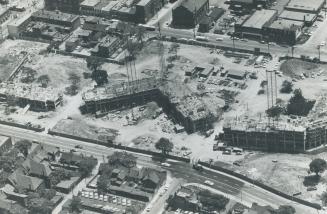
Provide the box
[204,180,214,186]
[321,41,326,46]
[216,37,223,41]
[161,162,171,167]
[146,206,151,212]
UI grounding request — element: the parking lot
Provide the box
[80,190,146,213]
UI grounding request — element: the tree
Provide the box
[309,158,327,177]
[280,80,293,93]
[287,89,315,116]
[15,140,32,157]
[70,196,82,213]
[276,205,296,214]
[78,157,97,178]
[86,57,103,71]
[155,138,174,155]
[321,191,327,206]
[97,175,110,193]
[107,152,137,168]
[266,105,284,118]
[91,69,108,86]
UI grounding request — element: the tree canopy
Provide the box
[155,138,174,155]
[280,80,293,93]
[276,205,296,214]
[287,89,315,116]
[107,152,137,168]
[309,158,327,176]
[91,69,108,86]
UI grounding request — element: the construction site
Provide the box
[0,82,63,112]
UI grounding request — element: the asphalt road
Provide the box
[149,27,327,62]
[0,124,320,213]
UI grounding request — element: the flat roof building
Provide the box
[279,10,317,25]
[285,0,324,14]
[265,19,302,45]
[235,9,277,40]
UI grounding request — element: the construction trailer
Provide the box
[222,118,327,153]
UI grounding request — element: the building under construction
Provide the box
[82,77,220,133]
[222,117,327,153]
[0,83,63,112]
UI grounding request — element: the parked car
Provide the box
[161,162,171,167]
[204,180,214,186]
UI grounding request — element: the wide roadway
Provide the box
[0,124,320,213]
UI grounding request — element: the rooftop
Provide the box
[279,10,317,22]
[175,96,213,121]
[0,82,63,102]
[180,0,208,12]
[224,117,307,132]
[83,77,158,102]
[32,10,79,23]
[81,0,100,7]
[0,135,9,146]
[269,19,303,30]
[285,0,324,12]
[242,9,277,29]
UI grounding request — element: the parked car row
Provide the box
[81,191,132,207]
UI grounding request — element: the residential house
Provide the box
[8,171,45,193]
[169,186,200,212]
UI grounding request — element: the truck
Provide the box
[196,36,209,42]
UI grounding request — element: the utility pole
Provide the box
[317,45,321,61]
[291,46,295,58]
[232,35,236,52]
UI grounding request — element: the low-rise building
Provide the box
[44,0,82,14]
[284,0,324,14]
[265,19,303,45]
[235,9,277,40]
[31,10,80,31]
[172,0,209,28]
[198,7,225,32]
[135,0,167,23]
[279,10,316,26]
[91,35,122,58]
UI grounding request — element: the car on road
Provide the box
[204,180,214,186]
[75,145,83,149]
[240,38,247,42]
[161,162,171,167]
[146,206,151,212]
[216,37,223,41]
[320,41,326,46]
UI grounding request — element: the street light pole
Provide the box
[318,45,321,61]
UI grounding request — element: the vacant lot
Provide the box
[232,152,327,204]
